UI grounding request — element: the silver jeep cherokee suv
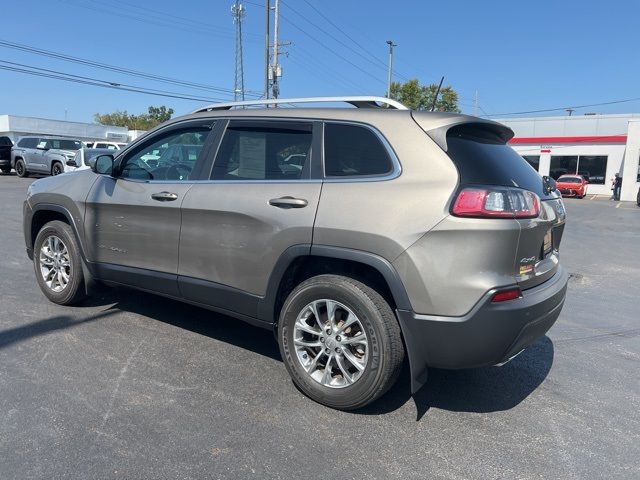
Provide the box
[23,97,568,410]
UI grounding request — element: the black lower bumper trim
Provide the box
[396,266,568,394]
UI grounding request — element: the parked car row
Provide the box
[0,136,128,177]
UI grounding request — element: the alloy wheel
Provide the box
[39,235,71,292]
[293,299,369,388]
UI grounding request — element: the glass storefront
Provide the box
[550,155,607,184]
[522,155,540,171]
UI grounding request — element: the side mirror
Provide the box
[66,158,77,167]
[36,144,49,151]
[89,154,114,175]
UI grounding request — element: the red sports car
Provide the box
[556,175,588,198]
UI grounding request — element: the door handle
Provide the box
[268,196,308,208]
[151,191,179,201]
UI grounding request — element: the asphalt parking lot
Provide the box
[1,174,638,480]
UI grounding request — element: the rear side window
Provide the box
[18,138,38,148]
[0,137,12,146]
[211,121,312,181]
[446,125,556,200]
[324,123,393,177]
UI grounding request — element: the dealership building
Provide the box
[0,114,135,144]
[499,113,640,202]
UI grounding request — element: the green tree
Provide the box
[94,105,175,130]
[389,79,460,112]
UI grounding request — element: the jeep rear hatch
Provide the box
[416,115,565,290]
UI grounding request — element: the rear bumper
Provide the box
[0,158,10,167]
[396,266,568,393]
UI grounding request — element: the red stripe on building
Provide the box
[509,135,627,144]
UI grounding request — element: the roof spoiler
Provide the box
[412,112,514,151]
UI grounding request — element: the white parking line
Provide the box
[615,202,622,208]
[590,195,598,200]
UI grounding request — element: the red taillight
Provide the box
[452,187,540,219]
[491,287,522,303]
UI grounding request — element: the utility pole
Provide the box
[271,0,281,101]
[264,0,270,100]
[231,1,246,101]
[386,40,396,98]
[474,90,479,117]
[566,108,575,116]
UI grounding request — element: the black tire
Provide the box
[33,220,86,305]
[15,159,28,178]
[51,162,64,176]
[278,274,404,410]
[0,166,10,174]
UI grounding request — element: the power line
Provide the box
[277,11,386,87]
[99,0,261,39]
[281,0,410,82]
[59,0,261,43]
[484,97,640,117]
[0,39,261,97]
[0,60,228,103]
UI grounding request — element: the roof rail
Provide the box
[191,96,409,113]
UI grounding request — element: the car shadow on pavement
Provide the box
[104,288,282,362]
[107,288,554,420]
[358,336,554,420]
[4,288,553,420]
[0,309,119,350]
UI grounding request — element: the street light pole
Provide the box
[386,40,397,98]
[264,0,270,100]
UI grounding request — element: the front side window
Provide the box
[324,123,393,177]
[119,126,211,181]
[211,121,312,180]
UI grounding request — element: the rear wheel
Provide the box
[33,220,86,305]
[15,159,28,177]
[1,166,10,174]
[278,274,404,410]
[51,162,64,176]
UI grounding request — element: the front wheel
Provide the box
[51,162,64,176]
[15,159,28,177]
[33,220,86,305]
[278,274,404,410]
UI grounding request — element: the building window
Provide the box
[522,155,540,171]
[550,155,607,184]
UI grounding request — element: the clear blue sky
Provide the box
[1,0,638,122]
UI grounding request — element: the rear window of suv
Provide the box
[324,123,393,177]
[18,138,39,148]
[446,124,556,200]
[557,176,582,183]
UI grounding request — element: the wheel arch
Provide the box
[262,244,429,395]
[29,204,97,294]
[29,204,87,261]
[259,245,412,326]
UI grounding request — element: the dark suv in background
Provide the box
[12,136,82,177]
[22,96,568,410]
[0,136,13,174]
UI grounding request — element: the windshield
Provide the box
[557,176,582,184]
